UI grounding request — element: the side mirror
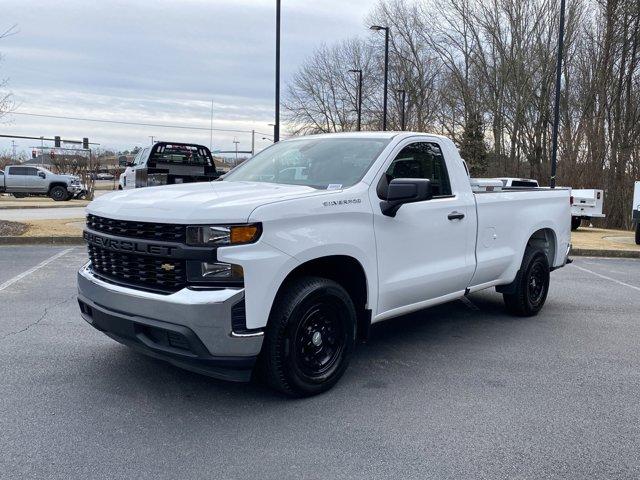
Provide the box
[380,178,432,217]
[38,171,46,179]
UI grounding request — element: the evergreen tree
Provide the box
[459,112,488,176]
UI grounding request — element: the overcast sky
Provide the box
[0,0,375,156]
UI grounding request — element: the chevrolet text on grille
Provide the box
[83,231,176,256]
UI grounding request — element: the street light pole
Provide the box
[348,69,363,131]
[370,25,390,131]
[550,0,566,189]
[397,88,406,131]
[274,0,281,143]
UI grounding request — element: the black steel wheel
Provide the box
[292,300,346,379]
[260,276,356,397]
[503,247,550,316]
[50,185,68,201]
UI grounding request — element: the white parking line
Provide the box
[572,264,640,292]
[0,248,74,292]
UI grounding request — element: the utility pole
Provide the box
[149,136,155,145]
[233,139,240,163]
[550,0,566,188]
[11,140,16,161]
[274,0,281,142]
[210,99,214,151]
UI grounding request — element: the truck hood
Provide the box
[87,181,328,223]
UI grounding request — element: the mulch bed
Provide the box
[0,220,28,237]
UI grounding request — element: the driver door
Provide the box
[30,168,48,193]
[371,139,476,318]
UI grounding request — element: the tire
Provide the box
[12,193,28,198]
[260,276,356,397]
[571,216,581,230]
[503,248,550,317]
[49,186,68,201]
[635,223,640,245]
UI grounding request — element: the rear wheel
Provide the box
[635,223,640,245]
[49,186,68,201]
[571,216,581,230]
[260,276,356,397]
[503,247,550,317]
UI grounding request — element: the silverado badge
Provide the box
[160,263,175,272]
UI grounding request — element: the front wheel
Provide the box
[571,216,581,230]
[635,223,640,245]
[49,186,69,201]
[503,248,550,317]
[12,193,27,199]
[260,276,356,397]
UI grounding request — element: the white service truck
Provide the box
[570,189,605,230]
[633,181,640,244]
[78,132,571,396]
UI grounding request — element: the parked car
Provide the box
[118,142,219,190]
[0,165,83,201]
[96,172,115,181]
[633,181,639,244]
[78,132,571,397]
[570,189,605,230]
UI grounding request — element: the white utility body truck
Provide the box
[570,189,605,230]
[78,132,571,396]
[633,181,640,244]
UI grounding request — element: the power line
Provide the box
[10,111,261,135]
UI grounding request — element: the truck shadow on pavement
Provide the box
[84,289,523,404]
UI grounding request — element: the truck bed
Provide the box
[470,187,571,289]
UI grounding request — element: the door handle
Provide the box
[448,211,465,221]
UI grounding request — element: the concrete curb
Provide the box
[0,236,84,246]
[571,248,640,259]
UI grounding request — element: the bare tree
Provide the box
[0,24,18,122]
[285,0,640,228]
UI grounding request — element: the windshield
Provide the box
[223,137,391,188]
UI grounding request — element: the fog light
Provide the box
[187,261,244,284]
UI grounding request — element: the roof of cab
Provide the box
[284,131,450,142]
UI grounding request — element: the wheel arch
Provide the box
[271,255,371,340]
[526,227,557,268]
[48,181,69,193]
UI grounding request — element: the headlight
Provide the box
[186,224,261,246]
[186,261,244,285]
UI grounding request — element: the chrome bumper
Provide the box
[77,264,263,379]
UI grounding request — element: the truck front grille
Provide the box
[88,244,186,293]
[87,214,186,243]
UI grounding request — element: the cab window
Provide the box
[378,141,452,198]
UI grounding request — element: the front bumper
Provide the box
[77,263,263,382]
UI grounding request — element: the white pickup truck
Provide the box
[0,165,83,200]
[78,132,571,396]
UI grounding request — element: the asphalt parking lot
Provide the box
[1,246,639,479]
